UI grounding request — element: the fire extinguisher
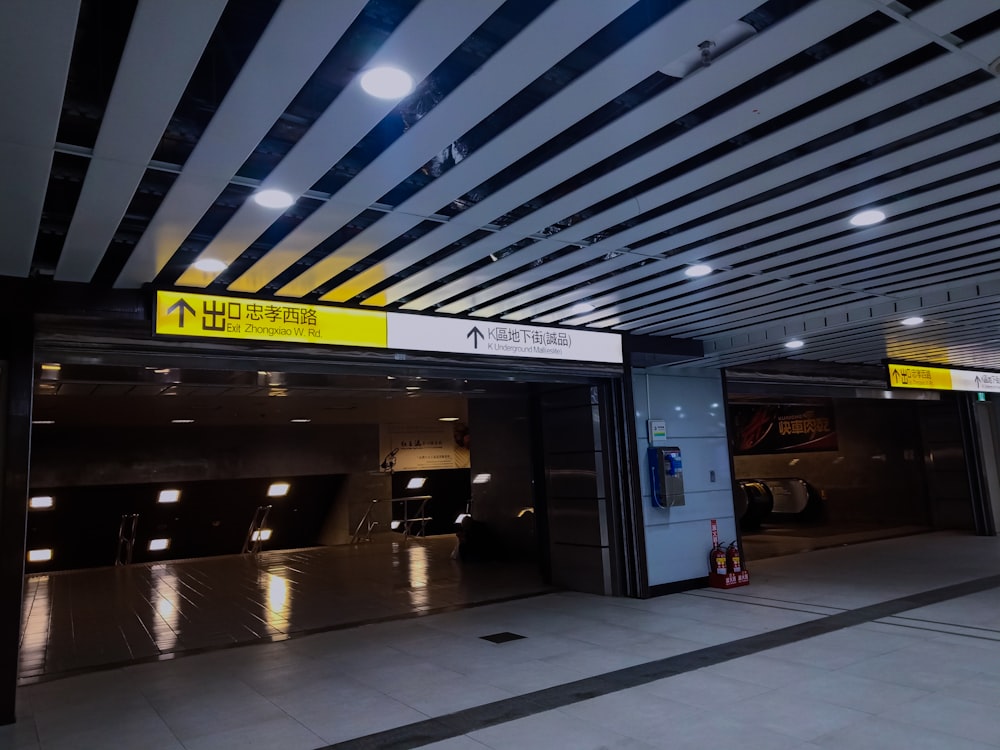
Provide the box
[726,541,742,575]
[710,543,727,576]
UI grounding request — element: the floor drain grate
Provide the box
[480,632,526,644]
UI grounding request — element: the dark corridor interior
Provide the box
[21,355,613,680]
[727,382,974,561]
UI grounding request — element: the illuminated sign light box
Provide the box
[155,291,623,364]
[887,362,1000,393]
[385,312,623,364]
[155,290,387,348]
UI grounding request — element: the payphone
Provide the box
[648,445,685,508]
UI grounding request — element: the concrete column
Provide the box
[0,316,33,724]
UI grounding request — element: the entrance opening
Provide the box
[22,355,626,681]
[726,370,974,561]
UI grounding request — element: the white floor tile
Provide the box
[878,693,1000,746]
[813,715,998,750]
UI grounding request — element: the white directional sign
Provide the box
[951,369,1000,393]
[387,313,623,364]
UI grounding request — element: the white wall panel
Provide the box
[633,368,735,588]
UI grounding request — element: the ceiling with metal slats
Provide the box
[8,0,1000,370]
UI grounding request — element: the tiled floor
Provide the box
[5,530,1000,749]
[19,536,551,682]
[741,522,930,560]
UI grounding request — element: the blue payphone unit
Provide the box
[648,445,685,508]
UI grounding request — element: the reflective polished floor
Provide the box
[7,531,1000,749]
[741,523,931,561]
[18,536,549,682]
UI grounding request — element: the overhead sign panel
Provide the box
[386,312,623,364]
[154,290,623,365]
[887,362,1000,393]
[155,290,387,348]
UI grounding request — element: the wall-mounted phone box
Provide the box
[648,445,685,508]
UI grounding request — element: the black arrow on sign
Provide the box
[976,375,982,388]
[467,326,484,349]
[166,298,196,328]
[891,368,900,384]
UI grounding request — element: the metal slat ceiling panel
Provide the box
[0,0,80,277]
[225,0,636,295]
[277,0,769,302]
[371,1,876,311]
[329,0,872,308]
[415,19,930,315]
[189,0,509,292]
[55,0,227,282]
[114,0,370,288]
[13,0,1000,372]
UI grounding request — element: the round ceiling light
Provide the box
[193,258,227,273]
[901,316,924,326]
[684,264,713,278]
[359,66,414,99]
[849,209,886,227]
[253,189,294,209]
[784,339,805,349]
[572,302,595,314]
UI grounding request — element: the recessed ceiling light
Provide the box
[267,482,290,498]
[32,419,55,425]
[359,66,414,99]
[171,419,194,424]
[193,258,227,273]
[405,386,421,391]
[849,209,886,226]
[571,302,595,314]
[290,418,311,423]
[438,417,460,422]
[785,339,805,349]
[253,189,294,209]
[901,316,924,326]
[158,490,180,504]
[684,264,713,278]
[40,363,61,371]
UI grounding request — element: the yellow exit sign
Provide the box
[887,362,1000,393]
[886,363,954,390]
[154,291,387,348]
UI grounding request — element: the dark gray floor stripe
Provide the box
[321,573,1000,750]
